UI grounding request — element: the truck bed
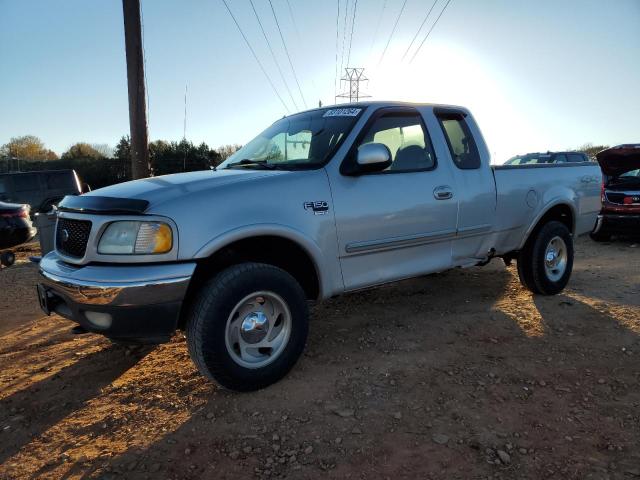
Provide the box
[490,162,602,254]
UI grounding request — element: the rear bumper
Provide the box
[593,213,640,235]
[38,251,196,343]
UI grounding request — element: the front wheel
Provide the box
[186,263,309,391]
[517,221,574,295]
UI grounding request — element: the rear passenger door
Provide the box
[434,108,497,263]
[329,107,459,290]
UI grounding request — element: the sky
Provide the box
[1,0,639,163]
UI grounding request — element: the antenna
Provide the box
[183,84,188,171]
[183,84,188,140]
[336,67,370,103]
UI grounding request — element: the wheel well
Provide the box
[537,204,574,233]
[524,204,574,248]
[179,236,320,328]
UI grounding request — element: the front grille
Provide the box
[56,218,92,258]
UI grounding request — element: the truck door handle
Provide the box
[433,185,453,200]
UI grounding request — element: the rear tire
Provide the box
[186,262,308,391]
[1,251,16,267]
[517,221,574,295]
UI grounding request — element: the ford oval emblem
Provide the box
[61,229,70,243]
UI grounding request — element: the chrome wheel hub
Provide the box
[240,312,269,344]
[544,236,568,282]
[225,292,291,369]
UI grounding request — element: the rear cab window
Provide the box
[435,111,481,169]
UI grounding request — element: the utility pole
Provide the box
[336,68,370,103]
[122,0,150,179]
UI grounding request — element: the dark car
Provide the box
[504,151,589,165]
[591,144,640,241]
[0,201,36,266]
[0,170,83,213]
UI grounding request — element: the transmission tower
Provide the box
[336,67,370,103]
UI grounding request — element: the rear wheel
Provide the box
[517,221,574,295]
[186,262,308,391]
[0,251,15,267]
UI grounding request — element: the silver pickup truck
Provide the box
[37,102,601,390]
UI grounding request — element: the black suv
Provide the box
[0,170,83,213]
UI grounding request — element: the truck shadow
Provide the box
[62,265,640,479]
[0,343,152,467]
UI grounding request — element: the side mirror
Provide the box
[353,143,392,174]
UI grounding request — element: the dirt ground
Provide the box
[0,237,639,480]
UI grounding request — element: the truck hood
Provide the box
[63,169,292,214]
[596,144,640,177]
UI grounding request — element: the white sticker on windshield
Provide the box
[322,108,362,117]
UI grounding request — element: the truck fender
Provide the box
[518,197,577,250]
[193,223,327,298]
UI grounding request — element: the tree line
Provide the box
[1,135,609,190]
[0,135,241,189]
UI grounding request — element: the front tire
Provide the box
[186,263,309,391]
[517,221,574,295]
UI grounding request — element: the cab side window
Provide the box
[437,113,481,170]
[358,113,436,172]
[12,174,39,192]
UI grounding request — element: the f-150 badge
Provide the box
[304,201,329,215]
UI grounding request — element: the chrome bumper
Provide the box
[37,251,197,342]
[592,214,604,234]
[39,251,196,308]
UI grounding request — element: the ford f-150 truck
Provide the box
[37,102,602,391]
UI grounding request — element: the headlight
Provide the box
[98,221,173,255]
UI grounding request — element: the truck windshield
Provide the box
[220,107,364,170]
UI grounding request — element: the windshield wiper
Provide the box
[225,159,278,170]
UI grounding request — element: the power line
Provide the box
[346,0,358,68]
[401,0,438,61]
[284,0,319,106]
[378,0,408,66]
[221,0,290,113]
[285,0,302,43]
[339,0,350,89]
[410,0,453,63]
[334,0,341,99]
[268,0,307,109]
[249,0,298,111]
[368,0,386,60]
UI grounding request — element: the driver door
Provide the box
[328,107,459,290]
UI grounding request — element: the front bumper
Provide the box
[38,251,196,343]
[593,213,640,236]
